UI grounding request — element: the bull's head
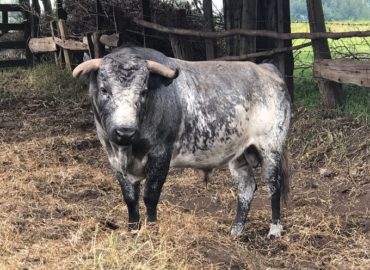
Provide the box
[73,54,178,146]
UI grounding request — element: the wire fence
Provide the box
[2,0,369,87]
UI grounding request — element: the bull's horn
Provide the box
[145,60,178,79]
[72,58,102,78]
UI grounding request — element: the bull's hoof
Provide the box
[146,214,157,223]
[267,222,283,239]
[230,225,244,239]
[128,221,141,232]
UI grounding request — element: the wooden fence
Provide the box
[0,3,32,67]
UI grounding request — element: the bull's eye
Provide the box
[140,89,148,97]
[100,87,108,95]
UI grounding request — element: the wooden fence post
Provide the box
[58,19,71,71]
[203,0,215,59]
[50,21,60,66]
[2,9,8,34]
[169,9,195,60]
[20,0,33,66]
[307,0,344,108]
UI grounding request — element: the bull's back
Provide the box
[170,60,289,169]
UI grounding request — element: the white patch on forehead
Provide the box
[111,85,138,128]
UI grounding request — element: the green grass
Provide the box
[291,21,370,120]
[292,21,370,64]
[0,63,87,106]
[294,77,369,121]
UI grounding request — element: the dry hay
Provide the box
[0,68,369,269]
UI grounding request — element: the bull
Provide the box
[73,47,291,238]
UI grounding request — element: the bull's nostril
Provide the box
[115,128,137,139]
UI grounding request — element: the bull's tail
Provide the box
[280,147,290,204]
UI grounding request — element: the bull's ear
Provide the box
[72,58,102,79]
[147,72,177,90]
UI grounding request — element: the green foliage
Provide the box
[294,74,370,122]
[291,0,370,21]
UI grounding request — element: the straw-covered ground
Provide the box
[0,65,369,269]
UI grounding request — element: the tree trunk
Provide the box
[40,0,52,17]
[223,0,242,56]
[56,0,67,20]
[306,0,344,108]
[141,0,151,47]
[31,0,40,37]
[169,10,195,60]
[256,0,294,100]
[240,0,256,57]
[203,0,215,59]
[278,0,294,100]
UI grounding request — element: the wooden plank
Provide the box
[0,59,27,68]
[28,37,56,52]
[29,36,87,53]
[0,41,26,49]
[58,19,71,71]
[0,4,22,12]
[100,33,119,47]
[0,23,25,31]
[54,37,87,51]
[314,59,370,87]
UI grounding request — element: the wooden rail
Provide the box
[0,3,31,68]
[314,59,370,87]
[0,22,26,31]
[0,41,27,49]
[133,18,370,41]
[0,4,22,12]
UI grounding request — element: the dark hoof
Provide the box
[146,213,157,223]
[128,221,141,231]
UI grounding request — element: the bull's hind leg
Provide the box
[261,151,285,239]
[116,172,140,230]
[229,155,257,238]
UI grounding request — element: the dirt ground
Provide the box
[0,70,369,269]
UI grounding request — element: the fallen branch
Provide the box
[213,42,312,61]
[133,18,370,40]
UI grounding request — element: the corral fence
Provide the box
[0,2,33,67]
[1,0,370,108]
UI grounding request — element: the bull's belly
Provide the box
[170,138,247,169]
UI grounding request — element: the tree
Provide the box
[307,0,344,108]
[240,0,256,56]
[291,0,370,20]
[40,0,52,17]
[203,0,215,59]
[223,0,243,56]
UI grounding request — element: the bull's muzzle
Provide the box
[113,127,138,145]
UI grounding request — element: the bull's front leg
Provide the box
[116,172,141,230]
[143,146,172,222]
